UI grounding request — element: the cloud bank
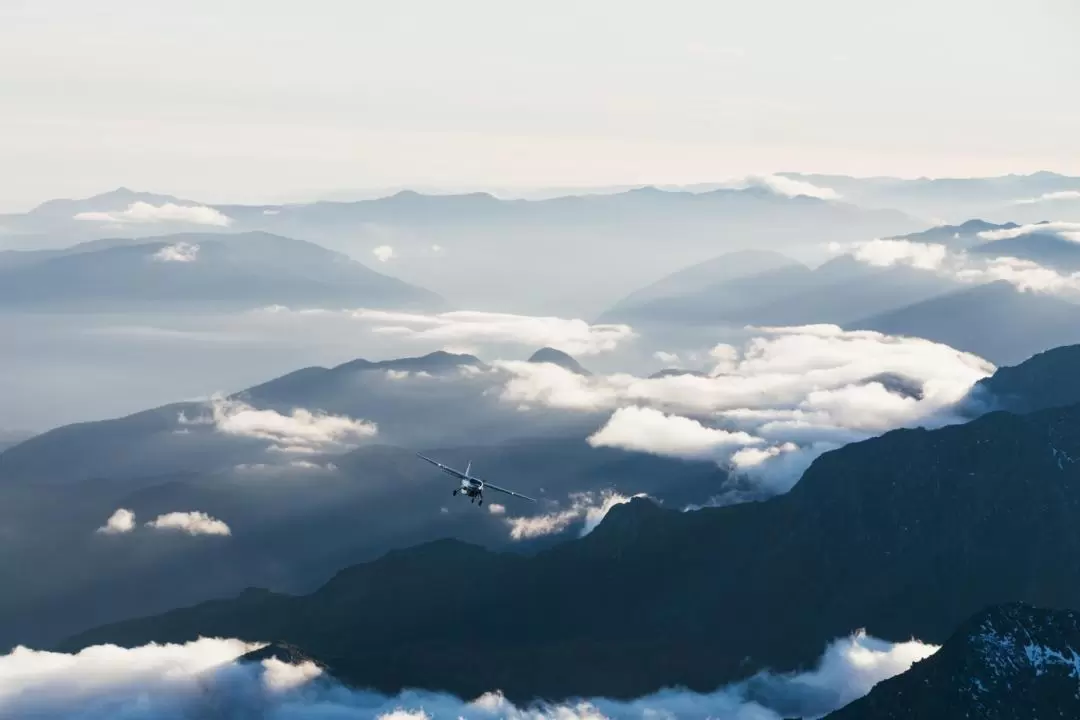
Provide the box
[835,233,1080,299]
[202,395,378,454]
[496,325,993,494]
[722,174,840,200]
[0,632,938,719]
[74,202,232,227]
[1013,190,1080,205]
[145,511,231,536]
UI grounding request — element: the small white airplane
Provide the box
[416,453,536,506]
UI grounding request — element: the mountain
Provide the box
[0,231,444,311]
[527,347,592,376]
[893,219,1019,249]
[967,343,1080,414]
[851,281,1080,366]
[4,186,917,316]
[970,230,1080,272]
[827,603,1080,719]
[60,391,1080,702]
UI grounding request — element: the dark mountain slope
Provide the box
[62,399,1080,702]
[969,343,1080,414]
[971,231,1080,272]
[828,603,1080,720]
[851,281,1080,366]
[526,347,592,376]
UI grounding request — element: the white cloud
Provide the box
[95,508,135,535]
[1013,190,1080,205]
[151,241,199,262]
[976,221,1080,243]
[207,394,377,454]
[0,632,938,720]
[496,325,993,493]
[653,350,681,365]
[373,245,395,262]
[838,236,1080,300]
[505,490,646,540]
[349,309,636,356]
[486,503,506,515]
[588,406,763,460]
[723,174,840,200]
[145,511,231,536]
[74,202,232,226]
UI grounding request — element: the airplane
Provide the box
[415,453,536,506]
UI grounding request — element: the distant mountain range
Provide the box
[57,342,1080,703]
[0,231,444,312]
[828,602,1080,719]
[0,186,919,316]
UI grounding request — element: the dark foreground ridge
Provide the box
[829,602,1080,719]
[60,386,1080,703]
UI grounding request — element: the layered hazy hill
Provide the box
[0,231,444,312]
[828,603,1080,719]
[600,221,1080,365]
[1,186,918,315]
[58,342,1080,702]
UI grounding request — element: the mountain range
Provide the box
[56,341,1080,704]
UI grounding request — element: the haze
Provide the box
[2,0,1078,209]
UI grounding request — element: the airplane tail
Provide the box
[465,460,472,476]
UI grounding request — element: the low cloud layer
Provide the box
[836,234,1080,299]
[152,242,200,263]
[0,632,939,719]
[74,202,232,227]
[192,395,378,454]
[497,325,993,494]
[145,511,231,536]
[349,309,635,356]
[1013,190,1080,205]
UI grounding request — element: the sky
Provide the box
[1,0,1078,209]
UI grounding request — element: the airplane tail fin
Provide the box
[465,460,472,476]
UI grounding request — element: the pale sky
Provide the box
[1,0,1077,209]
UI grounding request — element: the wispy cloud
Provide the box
[194,394,377,454]
[0,632,938,719]
[1013,190,1080,205]
[74,202,232,227]
[505,490,647,540]
[373,245,395,262]
[724,174,840,200]
[145,511,231,536]
[976,221,1080,243]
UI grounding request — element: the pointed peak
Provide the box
[527,347,592,376]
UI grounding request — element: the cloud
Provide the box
[373,245,395,262]
[976,221,1080,243]
[0,632,938,719]
[505,490,646,540]
[1013,190,1080,205]
[74,202,232,227]
[349,309,636,356]
[151,242,199,262]
[95,508,135,535]
[653,350,681,365]
[723,174,840,200]
[486,503,506,515]
[496,325,993,494]
[206,394,377,454]
[145,511,231,536]
[836,236,1080,299]
[588,406,763,460]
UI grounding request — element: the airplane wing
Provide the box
[480,481,536,502]
[415,453,469,480]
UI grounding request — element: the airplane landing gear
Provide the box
[478,498,483,507]
[453,489,458,496]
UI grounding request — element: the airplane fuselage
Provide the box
[459,478,483,497]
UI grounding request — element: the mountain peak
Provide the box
[527,347,592,376]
